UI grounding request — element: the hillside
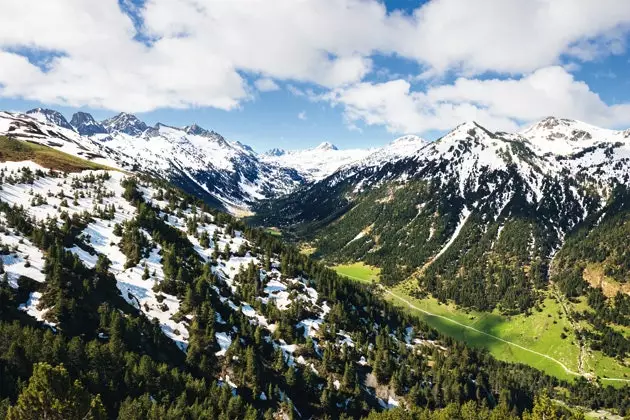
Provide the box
[0,110,304,212]
[252,119,630,297]
[0,155,626,418]
[251,119,630,382]
[0,136,112,172]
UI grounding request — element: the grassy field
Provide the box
[332,262,380,283]
[333,267,630,383]
[0,136,112,172]
[387,280,580,381]
[265,227,282,237]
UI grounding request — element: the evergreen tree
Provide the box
[6,363,106,420]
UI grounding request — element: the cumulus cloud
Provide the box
[298,111,307,121]
[323,66,630,133]
[392,0,630,75]
[0,0,628,114]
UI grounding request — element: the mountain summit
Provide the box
[315,141,338,151]
[26,108,75,131]
[102,112,148,136]
[70,112,107,136]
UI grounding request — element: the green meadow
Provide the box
[333,267,630,384]
[332,262,380,283]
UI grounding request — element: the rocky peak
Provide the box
[70,112,107,136]
[265,148,286,157]
[26,108,74,131]
[102,112,148,136]
[315,141,338,151]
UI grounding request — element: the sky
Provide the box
[0,0,629,152]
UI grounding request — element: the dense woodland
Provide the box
[551,185,630,359]
[300,177,582,314]
[0,168,628,419]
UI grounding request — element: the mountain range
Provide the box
[0,107,629,417]
[252,117,630,320]
[0,108,430,213]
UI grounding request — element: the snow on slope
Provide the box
[0,111,128,169]
[414,121,556,199]
[262,136,429,182]
[353,134,429,169]
[97,122,302,209]
[519,116,620,156]
[0,110,302,211]
[26,108,75,131]
[0,160,360,363]
[261,142,374,181]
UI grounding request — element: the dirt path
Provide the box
[551,286,588,377]
[380,285,630,383]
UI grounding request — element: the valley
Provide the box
[4,2,630,418]
[254,117,630,391]
[0,108,629,418]
[337,271,629,384]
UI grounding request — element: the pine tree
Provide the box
[6,362,106,420]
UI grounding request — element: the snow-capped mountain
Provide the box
[70,111,107,136]
[351,134,429,170]
[102,112,149,136]
[0,111,128,168]
[261,141,374,181]
[252,118,630,314]
[519,116,619,156]
[315,141,338,151]
[26,108,75,131]
[266,148,286,157]
[252,119,630,285]
[96,120,304,211]
[0,110,303,212]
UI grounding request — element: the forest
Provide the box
[0,168,627,419]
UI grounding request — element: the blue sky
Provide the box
[0,0,629,152]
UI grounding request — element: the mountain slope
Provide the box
[96,120,304,211]
[251,120,630,311]
[26,108,76,131]
[0,154,623,417]
[0,111,129,169]
[0,110,304,212]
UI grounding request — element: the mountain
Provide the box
[315,141,338,151]
[1,150,623,417]
[183,123,214,136]
[70,111,108,136]
[265,147,286,157]
[251,119,630,311]
[519,116,620,156]
[26,108,75,131]
[1,108,437,211]
[0,110,304,212]
[102,112,149,136]
[0,111,128,168]
[260,141,374,181]
[95,119,304,211]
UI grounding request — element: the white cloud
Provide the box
[254,78,280,92]
[0,0,628,112]
[391,0,630,75]
[298,111,307,120]
[323,66,630,134]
